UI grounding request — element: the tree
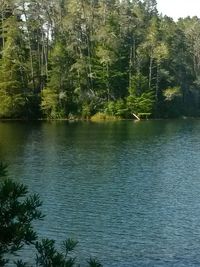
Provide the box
[0,162,102,267]
[0,162,43,266]
[0,16,27,118]
[1,0,200,119]
[126,73,155,116]
[41,41,72,118]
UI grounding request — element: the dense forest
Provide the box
[1,0,200,119]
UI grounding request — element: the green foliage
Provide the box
[127,91,155,115]
[90,112,119,121]
[104,99,128,118]
[35,238,76,267]
[0,17,27,118]
[127,74,155,116]
[81,103,92,119]
[41,88,60,119]
[0,162,102,266]
[129,74,149,96]
[0,176,43,265]
[88,258,103,267]
[62,238,78,254]
[0,162,7,177]
[163,87,182,101]
[41,41,72,119]
[0,94,26,118]
[15,259,28,267]
[1,0,200,118]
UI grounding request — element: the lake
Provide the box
[1,120,200,266]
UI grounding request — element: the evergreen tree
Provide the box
[0,16,27,118]
[1,0,200,118]
[0,162,102,267]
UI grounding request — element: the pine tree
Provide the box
[0,16,27,118]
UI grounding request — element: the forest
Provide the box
[1,0,200,119]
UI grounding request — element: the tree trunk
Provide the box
[149,54,153,89]
[22,2,36,92]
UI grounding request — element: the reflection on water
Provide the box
[1,120,200,266]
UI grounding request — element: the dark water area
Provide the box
[1,120,200,266]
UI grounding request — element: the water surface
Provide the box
[1,120,200,266]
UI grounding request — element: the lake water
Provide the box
[1,120,200,266]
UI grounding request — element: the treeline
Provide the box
[1,0,200,119]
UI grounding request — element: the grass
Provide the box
[90,112,121,122]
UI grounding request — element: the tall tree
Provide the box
[0,16,27,118]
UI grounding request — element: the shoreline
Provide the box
[0,116,198,122]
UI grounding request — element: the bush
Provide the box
[104,100,128,118]
[90,112,120,121]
